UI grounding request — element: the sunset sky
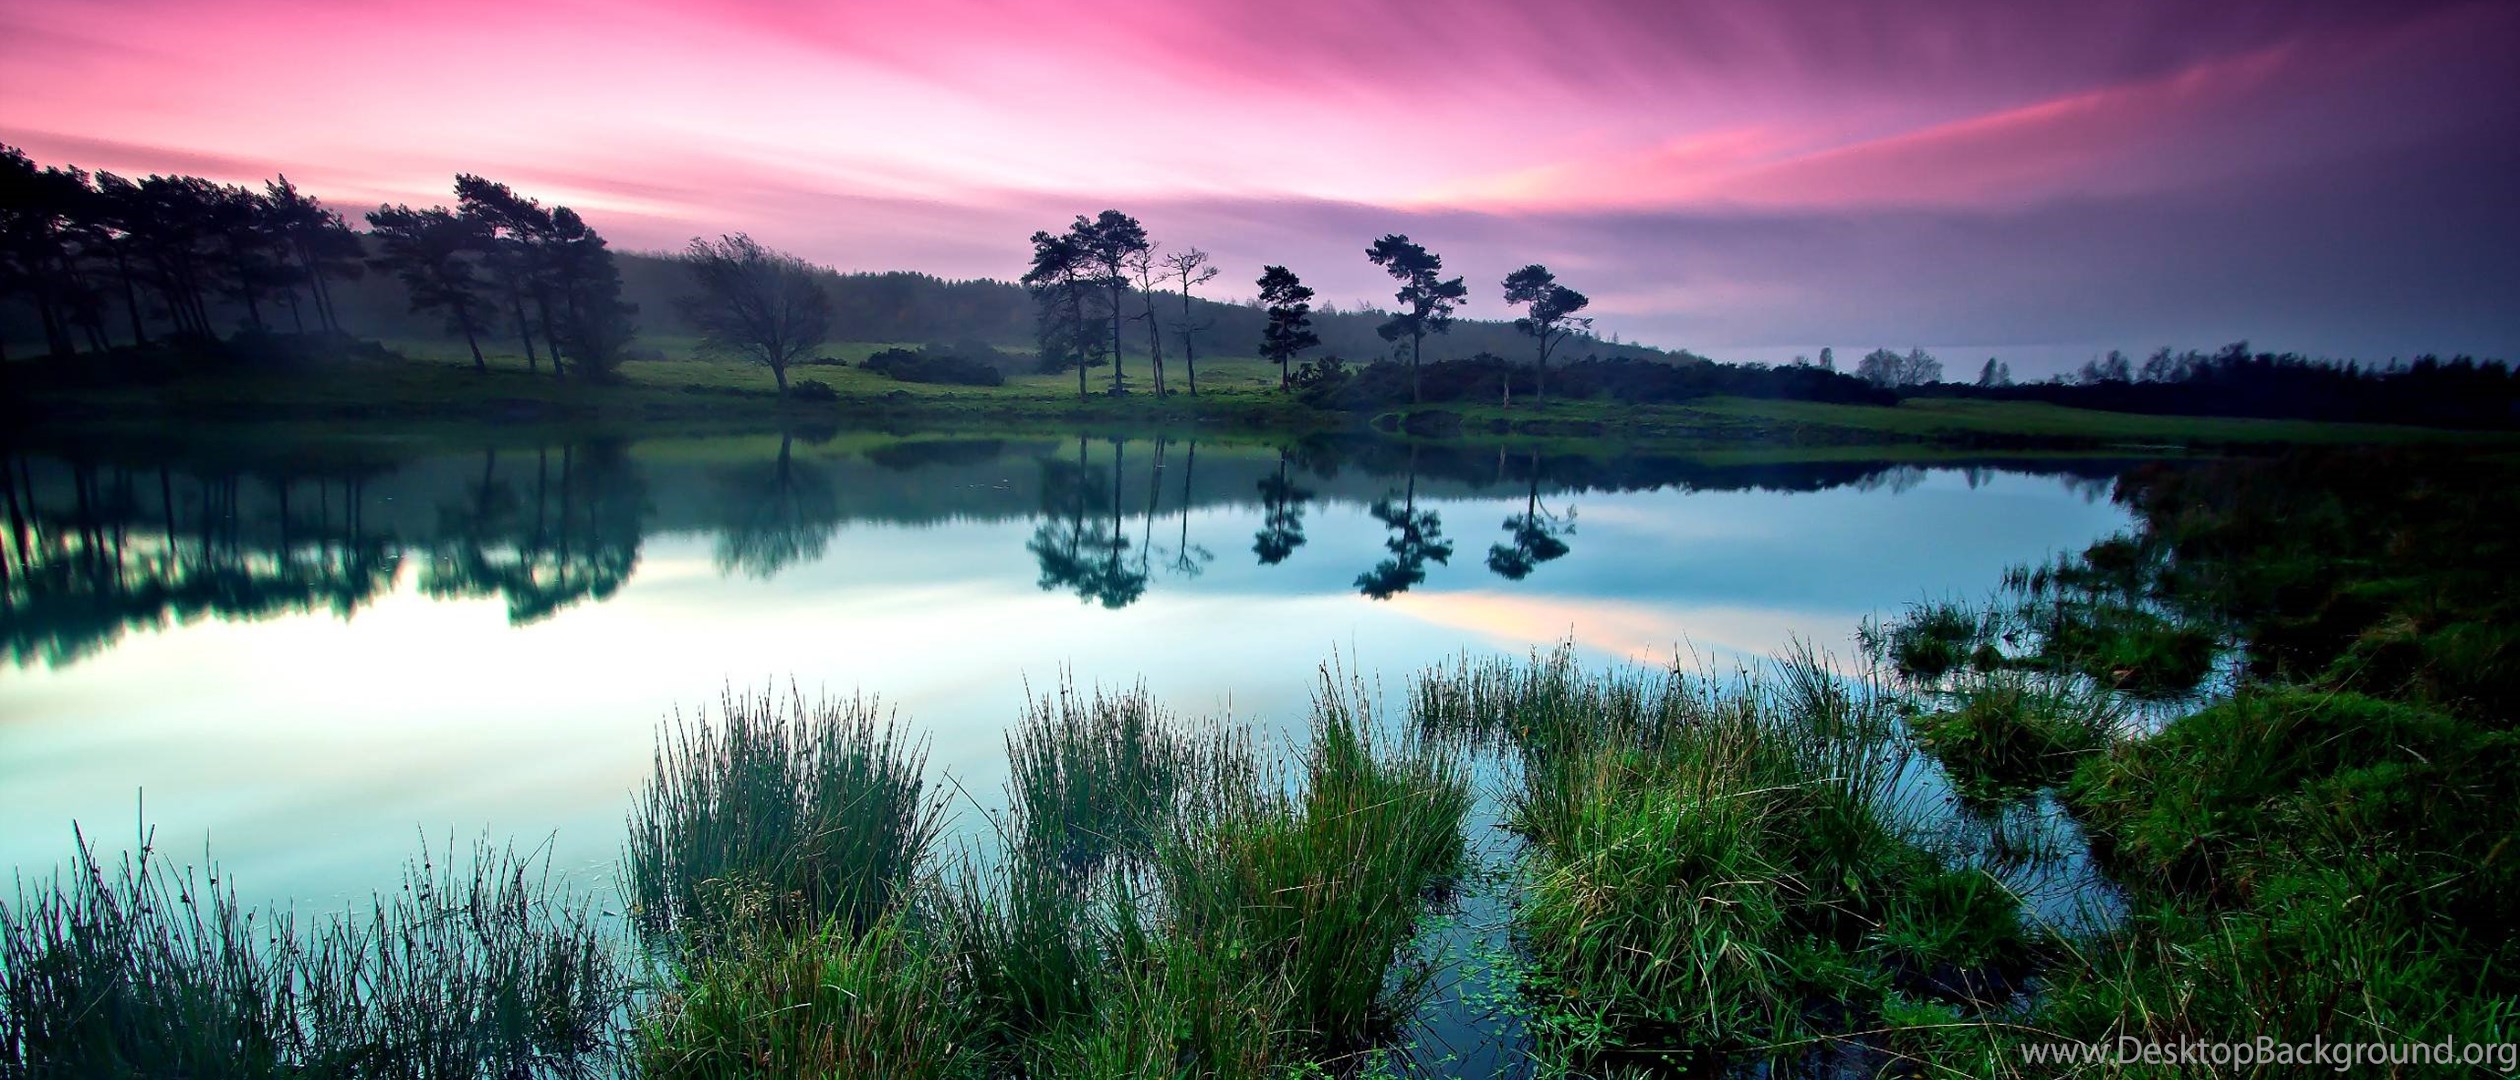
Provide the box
[5,0,2514,371]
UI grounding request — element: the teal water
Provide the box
[0,431,2134,920]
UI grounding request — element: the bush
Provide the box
[788,378,838,401]
[860,345,1006,386]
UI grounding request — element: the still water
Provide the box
[0,430,2134,914]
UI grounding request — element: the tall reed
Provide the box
[0,828,620,1079]
[625,687,943,947]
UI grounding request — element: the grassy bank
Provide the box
[11,333,2502,455]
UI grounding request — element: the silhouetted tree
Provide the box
[1126,243,1167,395]
[2078,349,2134,385]
[1072,211,1148,395]
[366,204,494,371]
[1022,228,1101,400]
[1501,264,1591,403]
[678,233,831,398]
[1256,265,1318,392]
[206,181,290,331]
[1857,347,1942,388]
[1977,357,2013,387]
[547,207,637,378]
[0,148,93,357]
[1365,235,1467,403]
[1818,346,1836,372]
[456,174,558,373]
[261,175,361,334]
[1162,247,1218,395]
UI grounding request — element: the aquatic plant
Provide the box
[624,686,942,947]
[0,829,621,1079]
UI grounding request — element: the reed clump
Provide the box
[625,687,942,949]
[0,830,622,1079]
[1416,644,2039,1070]
[634,912,980,1080]
[1910,673,2119,802]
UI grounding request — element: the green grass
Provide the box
[1909,674,2119,802]
[1413,645,2038,1069]
[1160,672,1471,1050]
[624,687,942,949]
[1694,395,2484,446]
[23,332,2503,455]
[0,830,621,1078]
[635,912,981,1080]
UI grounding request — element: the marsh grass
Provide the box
[1910,674,2120,802]
[0,827,621,1079]
[625,686,942,948]
[1411,644,2068,1071]
[1161,671,1472,1051]
[634,912,980,1080]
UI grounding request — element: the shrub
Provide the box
[860,345,1006,386]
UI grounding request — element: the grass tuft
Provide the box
[625,686,942,949]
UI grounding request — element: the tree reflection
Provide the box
[421,441,647,624]
[2,453,397,667]
[1162,440,1213,578]
[1356,449,1452,599]
[1252,448,1311,566]
[710,432,842,579]
[1486,451,1574,580]
[1027,436,1146,608]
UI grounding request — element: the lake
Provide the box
[0,429,2135,921]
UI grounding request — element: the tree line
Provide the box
[1013,209,1599,405]
[0,144,640,377]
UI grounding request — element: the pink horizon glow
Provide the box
[5,0,2516,366]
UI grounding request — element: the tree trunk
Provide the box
[1410,330,1424,404]
[114,250,149,346]
[1142,295,1165,396]
[1108,281,1127,395]
[534,290,564,378]
[511,292,540,373]
[1176,287,1200,396]
[455,303,488,373]
[1536,333,1550,402]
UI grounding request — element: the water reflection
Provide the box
[1357,448,1455,600]
[0,431,2143,670]
[710,433,839,579]
[1484,452,1573,582]
[421,443,647,623]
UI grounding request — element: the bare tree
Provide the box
[677,234,831,398]
[1126,244,1167,395]
[1163,247,1218,395]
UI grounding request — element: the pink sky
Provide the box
[5,0,2515,368]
